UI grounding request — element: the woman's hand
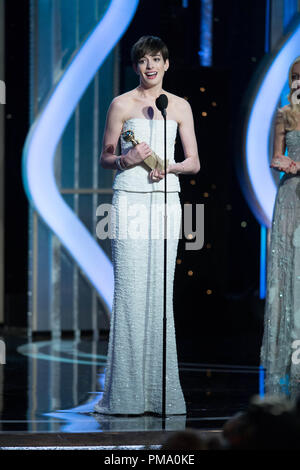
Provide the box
[270,155,296,172]
[149,168,165,182]
[285,160,299,174]
[149,165,172,182]
[125,142,153,167]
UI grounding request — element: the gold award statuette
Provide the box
[122,130,168,171]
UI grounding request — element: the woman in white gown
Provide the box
[260,56,300,400]
[94,36,200,415]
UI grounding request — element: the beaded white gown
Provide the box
[94,118,186,415]
[261,129,300,399]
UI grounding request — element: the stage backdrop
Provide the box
[0,0,4,326]
[26,0,118,336]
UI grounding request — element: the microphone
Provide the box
[156,94,168,118]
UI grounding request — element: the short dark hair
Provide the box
[131,36,169,66]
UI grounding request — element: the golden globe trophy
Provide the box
[121,130,168,171]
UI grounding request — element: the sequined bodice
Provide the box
[279,130,300,186]
[286,130,300,162]
[112,118,181,192]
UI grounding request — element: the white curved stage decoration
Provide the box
[245,18,300,227]
[22,0,140,314]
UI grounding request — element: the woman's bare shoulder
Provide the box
[111,91,135,108]
[165,92,192,123]
[108,91,136,120]
[166,91,190,108]
[273,105,289,123]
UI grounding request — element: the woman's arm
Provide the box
[99,98,126,170]
[270,108,289,172]
[269,108,300,174]
[156,97,200,180]
[99,98,152,170]
[169,98,200,175]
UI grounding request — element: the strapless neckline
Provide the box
[123,117,178,126]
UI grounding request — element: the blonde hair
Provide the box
[282,56,300,131]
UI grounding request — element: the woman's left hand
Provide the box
[271,156,299,174]
[149,166,170,181]
[285,160,299,174]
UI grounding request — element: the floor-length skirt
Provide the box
[260,174,300,400]
[94,189,186,415]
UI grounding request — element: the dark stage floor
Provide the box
[0,330,263,449]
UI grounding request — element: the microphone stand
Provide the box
[162,108,167,427]
[156,94,168,429]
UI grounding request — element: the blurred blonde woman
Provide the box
[261,56,300,399]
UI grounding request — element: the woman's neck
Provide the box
[136,84,164,102]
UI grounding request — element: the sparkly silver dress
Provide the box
[94,118,186,415]
[261,129,300,399]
